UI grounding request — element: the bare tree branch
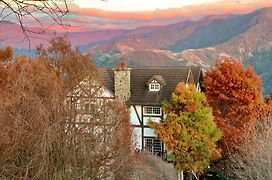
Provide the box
[227,113,272,179]
[0,0,69,44]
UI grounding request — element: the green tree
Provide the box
[149,82,222,176]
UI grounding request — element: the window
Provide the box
[149,82,160,91]
[147,75,165,91]
[145,138,163,156]
[84,102,96,112]
[144,106,161,116]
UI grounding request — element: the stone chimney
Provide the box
[114,61,131,101]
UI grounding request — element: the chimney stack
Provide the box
[114,61,131,101]
[116,61,128,70]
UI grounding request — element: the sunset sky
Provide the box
[73,0,220,11]
[2,0,271,31]
[1,0,271,48]
[58,0,271,31]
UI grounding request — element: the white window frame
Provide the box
[143,106,162,116]
[144,137,163,156]
[149,81,160,91]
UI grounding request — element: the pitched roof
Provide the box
[190,66,203,85]
[99,68,115,93]
[146,75,166,86]
[99,66,203,105]
[130,67,192,105]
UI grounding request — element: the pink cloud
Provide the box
[22,0,272,31]
[69,0,272,20]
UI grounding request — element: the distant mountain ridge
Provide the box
[0,22,128,49]
[88,7,272,94]
[1,7,272,94]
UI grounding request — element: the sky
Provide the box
[1,0,272,31]
[73,0,221,12]
[1,0,271,48]
[60,0,271,31]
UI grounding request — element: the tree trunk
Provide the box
[188,172,193,180]
[177,171,184,180]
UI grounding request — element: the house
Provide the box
[99,62,203,156]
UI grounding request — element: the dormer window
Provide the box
[149,81,160,91]
[146,75,165,92]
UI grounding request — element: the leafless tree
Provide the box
[132,151,178,180]
[64,93,133,179]
[227,113,272,180]
[0,0,69,44]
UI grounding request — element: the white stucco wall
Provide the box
[143,116,161,126]
[130,105,142,125]
[133,127,142,150]
[101,88,114,97]
[130,105,163,150]
[144,127,156,137]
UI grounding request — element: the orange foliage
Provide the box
[36,36,99,91]
[0,40,134,179]
[0,46,13,62]
[149,82,221,173]
[204,57,264,152]
[185,103,197,112]
[0,55,65,178]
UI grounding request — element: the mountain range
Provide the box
[0,7,272,94]
[88,7,272,95]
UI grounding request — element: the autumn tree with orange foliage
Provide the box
[203,57,264,152]
[0,55,66,179]
[36,36,99,91]
[41,37,133,179]
[0,38,133,179]
[0,46,13,62]
[149,82,221,179]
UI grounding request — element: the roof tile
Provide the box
[99,66,202,105]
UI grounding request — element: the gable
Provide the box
[67,74,114,98]
[146,75,166,87]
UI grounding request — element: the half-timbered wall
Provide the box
[130,105,164,155]
[130,105,142,150]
